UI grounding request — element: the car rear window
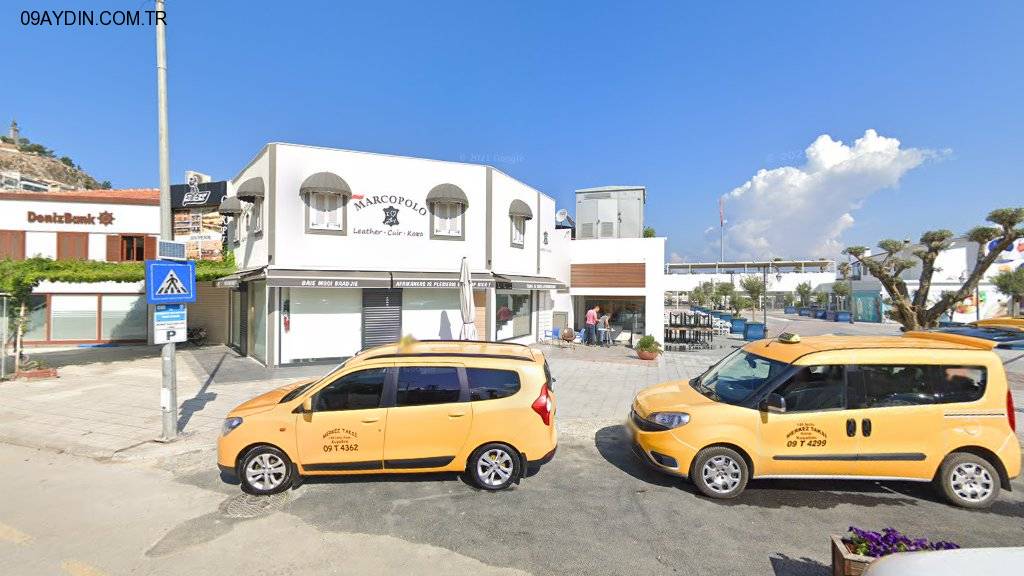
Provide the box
[849,365,987,408]
[396,366,462,406]
[467,368,521,401]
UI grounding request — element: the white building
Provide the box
[0,188,160,343]
[664,260,836,308]
[216,143,568,366]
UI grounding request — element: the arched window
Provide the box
[426,184,468,240]
[300,172,351,235]
[508,199,533,248]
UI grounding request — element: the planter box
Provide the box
[798,307,812,317]
[830,535,874,576]
[743,322,766,340]
[719,314,733,324]
[784,306,797,314]
[814,309,828,319]
[637,350,658,361]
[730,318,747,334]
[16,368,58,380]
[834,311,852,322]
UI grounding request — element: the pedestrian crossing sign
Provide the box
[145,260,196,304]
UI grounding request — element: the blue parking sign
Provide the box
[146,260,196,305]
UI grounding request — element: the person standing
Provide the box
[585,305,600,345]
[597,312,611,347]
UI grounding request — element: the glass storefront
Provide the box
[576,296,646,336]
[51,295,99,340]
[495,290,531,341]
[23,295,47,341]
[100,295,147,340]
[251,281,267,364]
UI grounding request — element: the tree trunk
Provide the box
[14,302,25,375]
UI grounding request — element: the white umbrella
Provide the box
[458,257,478,340]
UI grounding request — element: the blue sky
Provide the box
[3,1,1021,261]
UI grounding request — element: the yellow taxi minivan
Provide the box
[627,332,1020,508]
[218,340,557,494]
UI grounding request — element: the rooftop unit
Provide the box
[574,185,645,239]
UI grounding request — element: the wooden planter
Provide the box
[831,535,875,576]
[637,350,658,360]
[16,368,58,380]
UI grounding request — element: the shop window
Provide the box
[23,295,47,341]
[496,291,531,340]
[396,366,462,406]
[101,295,148,340]
[307,192,345,233]
[315,368,386,411]
[510,216,526,248]
[50,295,98,340]
[430,201,463,240]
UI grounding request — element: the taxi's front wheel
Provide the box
[239,445,294,495]
[691,446,749,499]
[937,452,1000,509]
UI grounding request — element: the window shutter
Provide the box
[144,236,157,260]
[106,235,121,262]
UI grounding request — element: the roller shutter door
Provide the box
[362,289,402,349]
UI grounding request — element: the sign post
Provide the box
[146,259,195,441]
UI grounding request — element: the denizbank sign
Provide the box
[350,194,428,238]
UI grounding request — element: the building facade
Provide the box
[216,143,567,366]
[0,188,160,344]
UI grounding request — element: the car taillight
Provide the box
[1008,391,1016,433]
[532,385,552,426]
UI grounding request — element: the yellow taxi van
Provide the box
[218,340,557,494]
[627,332,1020,508]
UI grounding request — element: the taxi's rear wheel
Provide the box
[691,446,748,499]
[938,452,1000,509]
[239,445,293,495]
[468,443,520,491]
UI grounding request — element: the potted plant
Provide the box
[832,526,958,576]
[634,335,662,360]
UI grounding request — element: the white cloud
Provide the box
[669,251,686,263]
[721,129,937,260]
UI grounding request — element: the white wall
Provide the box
[25,231,55,258]
[272,144,490,272]
[568,236,666,343]
[35,280,144,294]
[280,288,362,362]
[490,169,551,277]
[401,288,461,340]
[87,233,107,261]
[230,147,271,270]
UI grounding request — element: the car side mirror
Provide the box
[301,397,313,414]
[760,393,786,414]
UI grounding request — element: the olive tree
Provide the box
[795,281,813,306]
[992,268,1024,317]
[844,208,1024,330]
[739,276,766,310]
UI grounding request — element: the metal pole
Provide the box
[156,0,177,442]
[848,256,855,324]
[762,263,767,329]
[1,296,6,380]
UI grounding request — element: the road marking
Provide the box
[62,560,109,576]
[0,522,31,544]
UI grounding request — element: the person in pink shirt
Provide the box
[584,305,600,345]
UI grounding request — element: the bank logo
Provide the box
[382,206,399,226]
[99,211,115,226]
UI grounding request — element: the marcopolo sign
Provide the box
[350,194,428,239]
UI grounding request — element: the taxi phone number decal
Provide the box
[785,422,828,448]
[322,427,359,452]
[323,444,359,452]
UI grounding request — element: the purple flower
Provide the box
[844,526,960,558]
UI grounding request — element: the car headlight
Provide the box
[221,417,243,436]
[647,412,690,429]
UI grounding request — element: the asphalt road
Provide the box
[4,423,1023,576]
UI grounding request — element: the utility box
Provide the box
[574,186,646,239]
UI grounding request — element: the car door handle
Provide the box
[361,417,380,423]
[846,418,856,437]
[448,412,466,418]
[861,418,872,437]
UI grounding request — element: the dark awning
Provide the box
[299,172,352,199]
[217,195,243,216]
[236,177,265,202]
[266,269,390,288]
[213,267,266,288]
[495,274,566,290]
[391,271,493,289]
[426,184,469,207]
[509,199,533,220]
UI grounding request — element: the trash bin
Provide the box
[744,322,766,340]
[730,317,747,334]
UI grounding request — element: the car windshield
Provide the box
[279,358,351,403]
[692,348,788,405]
